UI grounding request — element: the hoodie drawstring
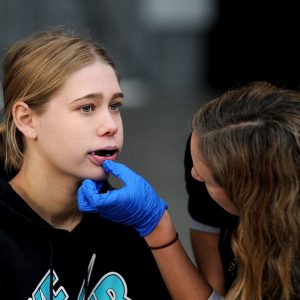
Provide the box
[48,236,54,300]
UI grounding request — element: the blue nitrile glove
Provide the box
[78,160,168,237]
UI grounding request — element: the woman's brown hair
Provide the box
[193,81,300,299]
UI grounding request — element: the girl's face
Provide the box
[190,132,239,216]
[32,61,123,182]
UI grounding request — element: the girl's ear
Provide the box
[12,101,37,139]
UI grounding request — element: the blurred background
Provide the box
[0,0,299,260]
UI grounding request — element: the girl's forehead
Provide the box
[51,62,120,100]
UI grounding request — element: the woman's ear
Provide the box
[12,101,37,139]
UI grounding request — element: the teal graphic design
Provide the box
[89,272,131,300]
[28,270,69,300]
[77,254,96,300]
[29,255,131,300]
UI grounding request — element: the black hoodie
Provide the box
[0,179,171,299]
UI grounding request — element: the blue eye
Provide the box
[110,102,122,112]
[80,104,95,113]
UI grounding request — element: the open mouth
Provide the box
[89,149,118,157]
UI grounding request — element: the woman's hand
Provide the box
[77,160,168,237]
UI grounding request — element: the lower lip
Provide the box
[88,153,118,166]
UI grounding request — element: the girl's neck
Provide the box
[10,165,83,231]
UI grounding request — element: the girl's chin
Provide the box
[84,168,108,181]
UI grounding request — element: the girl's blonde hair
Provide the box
[1,29,116,170]
[193,81,300,299]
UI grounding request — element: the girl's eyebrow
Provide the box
[71,92,124,103]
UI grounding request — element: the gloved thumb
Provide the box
[103,160,134,184]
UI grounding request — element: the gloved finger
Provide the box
[78,179,104,208]
[83,179,130,210]
[81,179,103,194]
[78,184,93,212]
[103,160,136,184]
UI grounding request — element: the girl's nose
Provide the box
[97,113,119,137]
[99,126,118,136]
[105,126,118,136]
